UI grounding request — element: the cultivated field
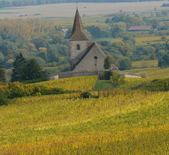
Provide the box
[132,60,158,68]
[111,36,169,46]
[126,67,169,78]
[1,69,169,154]
[1,87,169,154]
[0,2,167,19]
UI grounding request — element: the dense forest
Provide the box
[0,0,163,8]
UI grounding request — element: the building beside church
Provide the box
[69,9,117,71]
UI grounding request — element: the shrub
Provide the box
[101,71,112,80]
[0,90,9,106]
[110,72,125,87]
[80,91,92,99]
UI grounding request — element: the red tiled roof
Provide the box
[128,26,153,31]
[70,9,88,41]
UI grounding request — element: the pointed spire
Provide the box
[70,9,88,41]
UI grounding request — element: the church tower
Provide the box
[69,9,88,71]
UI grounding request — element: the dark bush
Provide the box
[80,91,92,99]
[0,90,9,106]
[101,71,112,80]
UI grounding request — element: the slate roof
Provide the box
[128,26,153,31]
[70,9,88,41]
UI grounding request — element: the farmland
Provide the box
[1,73,169,154]
[132,60,158,68]
[0,2,167,19]
[1,63,169,154]
[111,36,169,46]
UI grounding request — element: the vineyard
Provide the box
[0,89,169,154]
[111,36,169,46]
[35,75,98,91]
[1,74,169,154]
[132,60,158,68]
[126,67,169,78]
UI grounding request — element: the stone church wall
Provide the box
[74,45,105,71]
[69,40,87,60]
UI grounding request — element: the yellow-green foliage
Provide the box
[111,36,169,46]
[126,67,169,78]
[0,90,169,154]
[119,77,153,89]
[135,36,169,46]
[132,60,158,69]
[35,76,98,92]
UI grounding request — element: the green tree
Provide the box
[23,58,46,81]
[104,56,113,69]
[0,62,7,83]
[111,22,126,38]
[11,53,27,82]
[158,54,169,68]
[122,35,136,45]
[119,58,132,70]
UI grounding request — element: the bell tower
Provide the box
[69,9,88,71]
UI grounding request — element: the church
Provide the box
[48,8,118,80]
[69,9,117,71]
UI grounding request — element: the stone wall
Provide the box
[48,70,108,80]
[48,70,149,80]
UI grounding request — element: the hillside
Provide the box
[0,75,169,154]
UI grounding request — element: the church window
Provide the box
[94,56,97,59]
[77,44,80,50]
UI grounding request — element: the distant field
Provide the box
[132,60,158,68]
[111,36,169,46]
[0,2,167,19]
[46,16,108,28]
[135,36,169,46]
[126,67,169,78]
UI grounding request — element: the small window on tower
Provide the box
[94,56,98,59]
[77,44,80,50]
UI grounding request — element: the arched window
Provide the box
[77,44,80,50]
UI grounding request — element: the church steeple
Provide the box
[70,9,88,41]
